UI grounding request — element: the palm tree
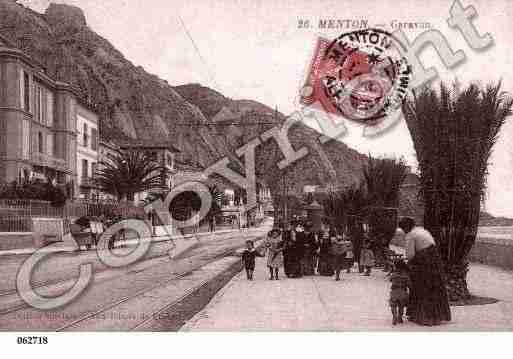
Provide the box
[323,183,367,233]
[94,149,169,202]
[402,81,513,300]
[363,155,408,258]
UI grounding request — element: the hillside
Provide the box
[175,83,367,196]
[0,1,366,198]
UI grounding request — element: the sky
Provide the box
[21,0,513,216]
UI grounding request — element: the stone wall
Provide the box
[468,236,513,270]
[0,233,34,250]
[390,233,513,270]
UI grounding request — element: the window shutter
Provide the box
[46,91,54,127]
[91,128,98,151]
[19,68,24,109]
[35,84,40,122]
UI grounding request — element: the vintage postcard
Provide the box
[0,0,513,349]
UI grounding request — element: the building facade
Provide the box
[119,140,180,203]
[0,42,78,194]
[75,103,99,199]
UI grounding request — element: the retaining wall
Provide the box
[390,233,513,270]
[469,236,513,269]
[0,233,34,250]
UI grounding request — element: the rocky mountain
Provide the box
[0,1,366,197]
[175,83,368,195]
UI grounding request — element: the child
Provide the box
[241,240,263,280]
[265,229,284,280]
[360,240,375,276]
[331,234,347,281]
[389,259,410,325]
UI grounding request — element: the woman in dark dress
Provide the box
[281,223,293,277]
[301,224,318,276]
[317,228,334,276]
[288,224,305,278]
[398,217,451,326]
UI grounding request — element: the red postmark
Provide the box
[300,29,411,124]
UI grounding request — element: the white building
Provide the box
[75,104,99,199]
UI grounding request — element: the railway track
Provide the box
[0,229,268,331]
[0,232,263,319]
[56,247,240,331]
[0,231,252,299]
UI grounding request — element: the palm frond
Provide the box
[402,80,513,265]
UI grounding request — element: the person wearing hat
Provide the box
[288,223,305,278]
[317,224,334,276]
[301,222,318,276]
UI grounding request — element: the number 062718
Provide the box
[17,336,48,344]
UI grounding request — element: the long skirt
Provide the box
[283,249,291,276]
[408,245,451,325]
[332,254,346,272]
[301,250,316,276]
[288,248,303,277]
[318,253,334,276]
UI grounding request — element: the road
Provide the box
[0,222,271,331]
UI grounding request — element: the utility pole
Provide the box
[281,172,290,224]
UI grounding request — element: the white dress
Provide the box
[265,235,284,268]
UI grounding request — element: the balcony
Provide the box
[31,152,68,172]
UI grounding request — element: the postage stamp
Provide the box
[300,29,412,125]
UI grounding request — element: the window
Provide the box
[46,133,53,156]
[38,132,43,153]
[23,71,30,111]
[34,83,44,124]
[82,159,88,178]
[91,128,98,151]
[46,91,54,127]
[83,123,88,147]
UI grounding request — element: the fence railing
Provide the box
[0,199,63,217]
[0,199,145,232]
[0,216,32,232]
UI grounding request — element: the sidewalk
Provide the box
[182,252,513,331]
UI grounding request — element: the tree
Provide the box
[323,183,367,233]
[0,177,68,207]
[402,81,513,300]
[94,149,168,202]
[363,155,408,257]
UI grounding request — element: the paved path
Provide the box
[183,255,513,331]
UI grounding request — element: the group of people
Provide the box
[241,217,452,327]
[242,221,376,281]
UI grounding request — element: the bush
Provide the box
[0,179,68,207]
